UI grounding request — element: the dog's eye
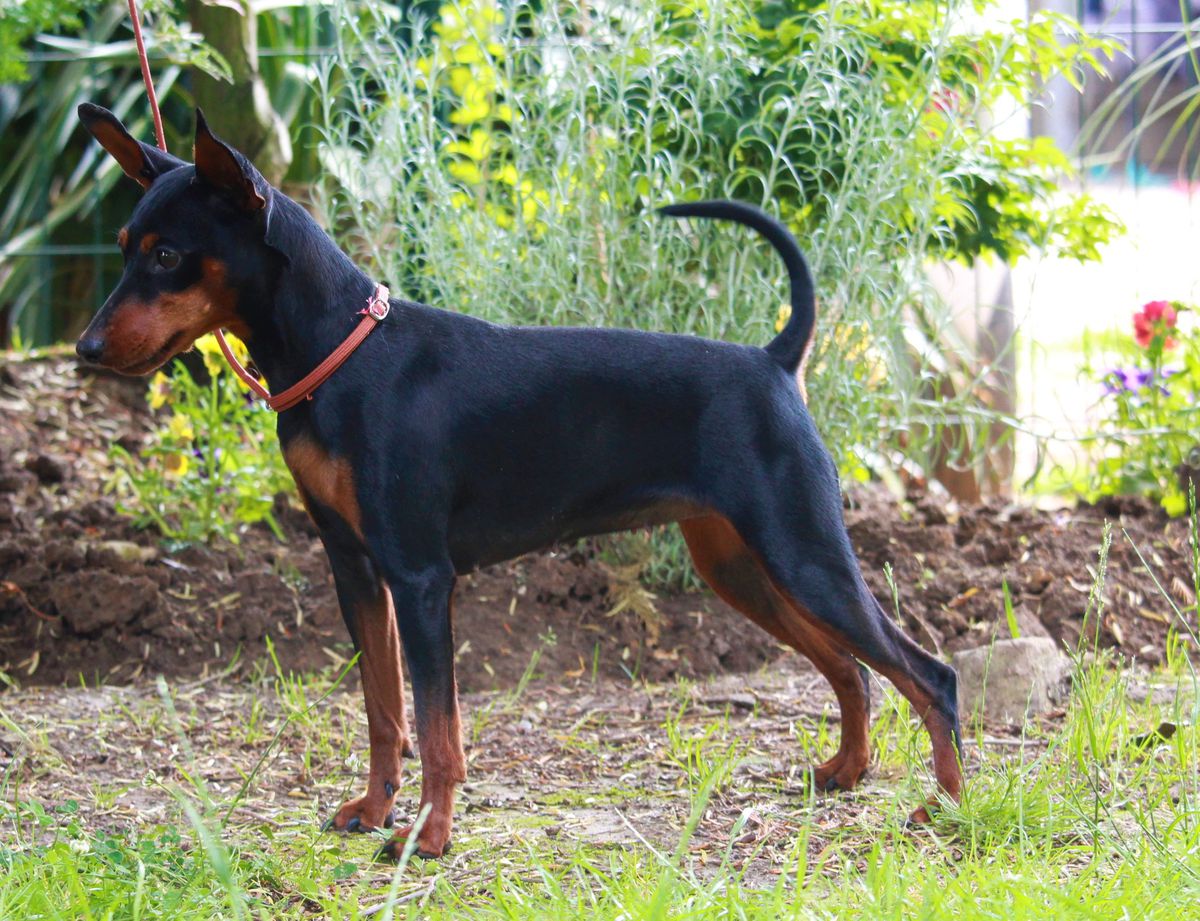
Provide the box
[154,248,181,271]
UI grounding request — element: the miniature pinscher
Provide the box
[75,104,961,860]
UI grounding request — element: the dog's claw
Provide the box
[346,817,361,833]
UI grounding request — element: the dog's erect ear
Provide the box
[77,103,186,190]
[193,108,269,212]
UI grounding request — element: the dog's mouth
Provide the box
[115,331,189,376]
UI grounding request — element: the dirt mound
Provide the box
[0,355,1195,690]
[847,491,1195,663]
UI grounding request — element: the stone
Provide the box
[951,637,1070,725]
[24,454,66,484]
[49,571,159,635]
[93,540,157,564]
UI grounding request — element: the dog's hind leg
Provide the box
[734,507,962,821]
[680,515,871,792]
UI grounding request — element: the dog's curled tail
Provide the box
[658,200,815,374]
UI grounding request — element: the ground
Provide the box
[1,355,1198,917]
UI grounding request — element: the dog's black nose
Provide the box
[76,337,105,363]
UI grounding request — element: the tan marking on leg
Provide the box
[331,586,413,831]
[404,702,465,857]
[743,546,963,813]
[682,513,961,808]
[386,598,466,860]
[680,515,870,790]
[283,437,363,539]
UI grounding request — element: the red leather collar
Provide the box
[215,284,391,412]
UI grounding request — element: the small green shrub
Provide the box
[108,335,293,544]
[1081,300,1200,515]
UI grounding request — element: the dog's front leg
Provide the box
[319,534,413,834]
[375,563,464,861]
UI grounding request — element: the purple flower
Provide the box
[1101,366,1172,396]
[1102,368,1132,394]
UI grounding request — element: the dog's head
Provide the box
[75,104,274,374]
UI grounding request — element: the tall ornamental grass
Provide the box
[312,0,1117,481]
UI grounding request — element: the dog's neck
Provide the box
[234,191,379,396]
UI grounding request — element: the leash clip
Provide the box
[364,284,391,321]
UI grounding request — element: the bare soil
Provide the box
[0,355,1195,693]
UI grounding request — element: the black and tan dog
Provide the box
[74,104,961,860]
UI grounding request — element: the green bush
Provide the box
[310,0,1120,587]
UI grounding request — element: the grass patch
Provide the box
[0,652,1196,918]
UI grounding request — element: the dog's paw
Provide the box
[808,756,867,794]
[323,793,396,834]
[374,824,452,862]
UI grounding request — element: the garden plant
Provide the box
[1081,299,1200,516]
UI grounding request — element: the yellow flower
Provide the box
[224,331,250,364]
[447,159,483,184]
[163,452,190,478]
[167,413,194,441]
[775,303,792,333]
[449,99,491,126]
[148,371,171,410]
[446,128,493,163]
[195,334,226,379]
[195,332,250,382]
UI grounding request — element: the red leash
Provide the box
[126,0,390,412]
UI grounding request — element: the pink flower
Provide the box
[1133,300,1178,349]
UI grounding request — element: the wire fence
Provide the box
[1,17,339,348]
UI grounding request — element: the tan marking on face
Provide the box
[199,258,249,338]
[99,257,249,374]
[283,436,363,538]
[117,227,129,250]
[103,299,190,375]
[139,232,160,255]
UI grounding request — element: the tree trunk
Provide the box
[188,0,291,184]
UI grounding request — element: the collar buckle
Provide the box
[366,284,391,321]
